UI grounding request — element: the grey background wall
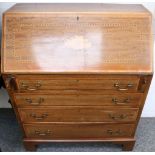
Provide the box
[0,3,15,108]
[0,2,155,116]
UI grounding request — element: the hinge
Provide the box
[138,75,150,92]
[4,75,17,91]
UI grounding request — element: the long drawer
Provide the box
[23,123,135,139]
[11,75,140,92]
[14,93,142,107]
[18,107,138,123]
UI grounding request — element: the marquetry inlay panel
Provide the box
[2,14,152,73]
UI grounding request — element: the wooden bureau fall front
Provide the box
[1,3,153,151]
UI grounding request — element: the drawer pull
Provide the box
[30,113,48,120]
[114,83,133,91]
[20,82,41,91]
[109,114,127,120]
[25,98,44,105]
[107,129,125,136]
[112,98,130,105]
[35,130,51,136]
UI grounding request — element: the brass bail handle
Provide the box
[112,98,130,105]
[35,130,51,136]
[25,97,44,105]
[30,113,48,120]
[21,81,41,91]
[114,83,133,91]
[109,114,128,120]
[107,129,125,136]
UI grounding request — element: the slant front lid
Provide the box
[1,3,153,74]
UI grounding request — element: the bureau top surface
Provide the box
[4,3,150,14]
[1,4,153,74]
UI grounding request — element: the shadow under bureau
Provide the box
[1,3,153,151]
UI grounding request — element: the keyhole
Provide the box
[77,16,79,21]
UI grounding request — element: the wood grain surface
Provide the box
[1,3,153,74]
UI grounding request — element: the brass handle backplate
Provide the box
[30,113,48,120]
[112,98,130,105]
[35,130,51,136]
[20,81,41,91]
[109,114,128,120]
[107,129,125,136]
[25,97,44,105]
[114,83,133,91]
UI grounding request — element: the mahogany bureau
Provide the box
[1,3,153,151]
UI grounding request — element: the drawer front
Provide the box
[18,107,138,123]
[14,93,142,107]
[23,123,135,139]
[14,75,140,92]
